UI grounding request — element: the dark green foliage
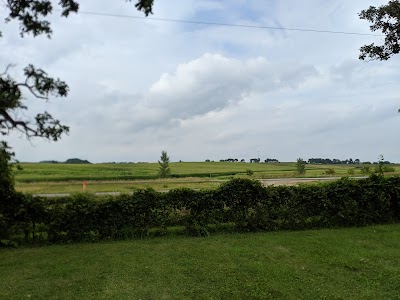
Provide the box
[347,168,355,175]
[359,1,400,61]
[246,169,254,176]
[296,158,306,175]
[0,142,14,197]
[158,150,171,178]
[3,176,400,245]
[64,158,91,164]
[325,168,336,175]
[360,165,372,175]
[217,179,267,230]
[0,142,21,246]
[383,165,396,172]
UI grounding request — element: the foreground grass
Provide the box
[1,225,400,299]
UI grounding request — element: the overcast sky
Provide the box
[1,0,399,163]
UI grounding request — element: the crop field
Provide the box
[1,224,399,299]
[14,162,400,194]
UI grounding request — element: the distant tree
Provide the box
[65,158,91,164]
[39,160,60,164]
[158,151,171,178]
[296,158,306,175]
[265,158,279,163]
[205,159,210,162]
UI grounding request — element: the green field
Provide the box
[1,224,399,299]
[14,162,400,194]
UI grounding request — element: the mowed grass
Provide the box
[1,224,400,299]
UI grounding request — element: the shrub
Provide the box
[325,168,336,176]
[246,169,254,176]
[3,175,400,245]
[217,178,268,230]
[360,165,371,175]
[383,165,396,173]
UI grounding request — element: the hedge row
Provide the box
[1,175,400,245]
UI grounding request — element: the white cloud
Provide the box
[2,0,400,163]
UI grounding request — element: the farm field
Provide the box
[1,224,399,299]
[15,178,223,194]
[14,162,400,194]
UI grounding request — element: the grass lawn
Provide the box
[1,224,400,299]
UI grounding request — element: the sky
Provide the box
[1,0,399,163]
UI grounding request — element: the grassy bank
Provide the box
[1,224,400,299]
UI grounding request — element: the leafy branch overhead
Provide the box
[0,65,69,141]
[4,0,154,38]
[359,1,400,61]
[1,0,155,141]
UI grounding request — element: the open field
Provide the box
[1,224,399,299]
[17,162,399,182]
[14,162,400,194]
[15,178,224,194]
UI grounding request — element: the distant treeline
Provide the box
[216,158,279,163]
[39,158,91,164]
[307,158,392,165]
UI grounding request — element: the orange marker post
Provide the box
[83,180,87,191]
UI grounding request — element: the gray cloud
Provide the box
[2,0,400,163]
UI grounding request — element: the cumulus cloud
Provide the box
[142,53,318,123]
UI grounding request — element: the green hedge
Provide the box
[1,175,400,246]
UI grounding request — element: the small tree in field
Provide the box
[347,168,355,176]
[158,151,171,178]
[325,168,336,176]
[296,158,306,175]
